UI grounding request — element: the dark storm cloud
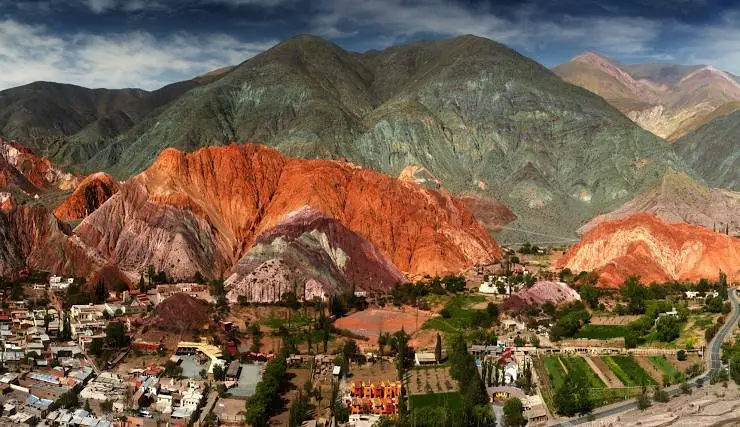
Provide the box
[0,0,738,89]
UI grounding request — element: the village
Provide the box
[0,243,736,427]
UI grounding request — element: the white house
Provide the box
[503,362,518,385]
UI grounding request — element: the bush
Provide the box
[677,350,686,361]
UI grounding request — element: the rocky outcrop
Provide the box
[0,192,12,213]
[504,281,581,311]
[580,171,739,235]
[0,204,113,281]
[460,196,516,232]
[558,213,740,288]
[226,207,405,303]
[74,144,500,287]
[0,137,80,193]
[54,172,120,221]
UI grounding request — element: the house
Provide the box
[414,350,446,365]
[684,291,700,299]
[49,276,74,291]
[226,360,241,380]
[503,362,518,385]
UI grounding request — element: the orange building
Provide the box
[347,381,401,415]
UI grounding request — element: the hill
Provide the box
[557,213,740,288]
[579,171,739,235]
[17,35,678,241]
[54,172,120,221]
[73,144,499,290]
[674,108,740,191]
[554,53,740,141]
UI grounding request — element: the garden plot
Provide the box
[408,366,458,396]
[589,357,624,388]
[601,356,655,387]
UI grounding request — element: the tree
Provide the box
[435,333,442,362]
[89,338,104,357]
[637,392,651,410]
[579,284,599,309]
[653,386,669,403]
[677,350,687,361]
[138,275,146,292]
[94,281,108,303]
[486,302,499,321]
[655,315,680,342]
[555,372,592,416]
[213,363,226,381]
[199,368,207,379]
[342,340,358,374]
[105,322,130,348]
[394,329,410,381]
[503,398,526,427]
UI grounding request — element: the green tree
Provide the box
[213,363,226,381]
[342,339,358,374]
[555,372,592,416]
[503,397,526,427]
[637,392,651,410]
[94,281,108,303]
[435,333,442,362]
[655,315,680,342]
[579,284,599,308]
[677,350,687,361]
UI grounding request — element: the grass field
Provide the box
[422,295,486,333]
[574,325,628,340]
[409,391,464,410]
[561,357,605,388]
[602,356,655,387]
[648,356,682,383]
[543,356,568,390]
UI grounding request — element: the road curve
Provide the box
[552,288,739,426]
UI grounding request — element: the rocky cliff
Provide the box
[0,204,113,281]
[54,172,120,221]
[74,144,500,289]
[0,137,80,193]
[558,213,740,287]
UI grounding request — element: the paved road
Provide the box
[552,288,739,426]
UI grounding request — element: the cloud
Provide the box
[0,19,274,90]
[674,11,740,74]
[311,0,662,56]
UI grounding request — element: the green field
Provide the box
[602,356,655,387]
[543,356,568,390]
[422,295,486,333]
[589,387,645,407]
[560,357,605,388]
[648,356,682,383]
[574,325,628,340]
[409,391,464,410]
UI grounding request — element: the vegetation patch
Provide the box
[648,356,681,383]
[602,356,655,386]
[422,295,488,333]
[560,357,605,388]
[543,356,568,390]
[408,391,464,410]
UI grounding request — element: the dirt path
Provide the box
[558,357,569,374]
[589,356,624,388]
[584,355,612,387]
[635,356,665,385]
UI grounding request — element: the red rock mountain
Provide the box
[54,172,120,221]
[0,137,80,193]
[557,213,740,288]
[0,204,114,281]
[74,144,500,286]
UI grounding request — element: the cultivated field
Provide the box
[601,355,655,386]
[408,366,457,395]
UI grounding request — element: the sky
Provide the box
[1,0,739,90]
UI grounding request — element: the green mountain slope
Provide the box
[674,109,740,190]
[6,35,684,240]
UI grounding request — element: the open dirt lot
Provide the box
[408,367,457,395]
[334,307,436,350]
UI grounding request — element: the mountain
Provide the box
[0,204,115,281]
[16,35,679,241]
[557,213,740,288]
[73,144,499,294]
[579,171,739,235]
[674,109,740,190]
[0,82,146,154]
[54,172,120,222]
[554,53,740,141]
[0,137,80,195]
[226,207,406,303]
